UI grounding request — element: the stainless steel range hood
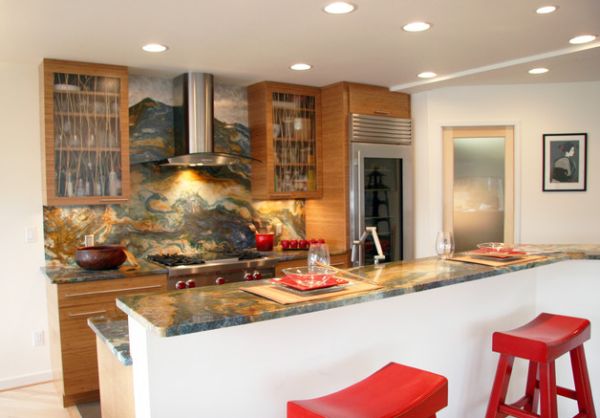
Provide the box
[162,73,255,166]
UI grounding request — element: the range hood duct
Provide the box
[163,73,255,166]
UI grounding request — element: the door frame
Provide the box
[442,125,516,245]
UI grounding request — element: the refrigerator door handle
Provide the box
[356,150,365,266]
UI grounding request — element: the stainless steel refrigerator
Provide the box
[350,114,414,265]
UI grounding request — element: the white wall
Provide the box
[413,82,600,257]
[0,61,50,388]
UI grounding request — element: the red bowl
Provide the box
[75,245,127,270]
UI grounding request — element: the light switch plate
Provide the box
[25,227,37,243]
[32,330,45,347]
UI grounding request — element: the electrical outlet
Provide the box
[25,227,37,244]
[32,330,45,347]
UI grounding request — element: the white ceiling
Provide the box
[2,0,599,92]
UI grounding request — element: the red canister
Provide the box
[255,233,274,251]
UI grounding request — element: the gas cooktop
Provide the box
[147,250,264,267]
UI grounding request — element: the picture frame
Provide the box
[543,133,587,192]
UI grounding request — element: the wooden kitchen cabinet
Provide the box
[347,82,410,118]
[248,82,322,199]
[305,82,410,252]
[47,274,166,406]
[40,59,130,206]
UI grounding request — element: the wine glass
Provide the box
[307,243,330,271]
[435,231,455,260]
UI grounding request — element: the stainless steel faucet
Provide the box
[351,226,386,267]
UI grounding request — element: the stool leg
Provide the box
[486,354,515,418]
[570,346,597,418]
[523,361,540,414]
[538,361,558,418]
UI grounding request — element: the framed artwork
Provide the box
[543,133,587,192]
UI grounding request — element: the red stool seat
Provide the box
[287,362,448,418]
[486,312,596,418]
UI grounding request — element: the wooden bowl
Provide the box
[75,245,127,270]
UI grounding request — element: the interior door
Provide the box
[442,126,515,252]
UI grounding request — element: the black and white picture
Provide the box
[543,133,587,191]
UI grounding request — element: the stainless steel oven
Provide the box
[148,252,277,289]
[350,114,414,265]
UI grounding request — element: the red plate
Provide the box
[469,248,527,258]
[274,275,348,291]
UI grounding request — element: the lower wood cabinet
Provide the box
[97,337,135,418]
[47,274,166,406]
[275,253,349,277]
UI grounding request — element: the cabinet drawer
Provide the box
[57,274,166,307]
[348,83,410,118]
[59,302,123,396]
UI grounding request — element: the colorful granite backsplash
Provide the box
[44,76,304,266]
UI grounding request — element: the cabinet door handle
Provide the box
[330,262,346,267]
[374,110,391,116]
[68,309,107,318]
[99,198,128,203]
[64,284,163,298]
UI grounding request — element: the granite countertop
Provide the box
[42,249,331,285]
[42,260,168,284]
[116,244,600,338]
[88,318,132,366]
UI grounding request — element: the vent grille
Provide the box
[350,113,412,144]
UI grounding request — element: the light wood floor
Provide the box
[0,381,80,418]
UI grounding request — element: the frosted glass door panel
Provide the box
[453,137,505,252]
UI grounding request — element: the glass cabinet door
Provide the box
[53,73,122,198]
[271,92,318,194]
[363,157,402,263]
[42,59,129,205]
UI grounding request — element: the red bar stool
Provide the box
[486,312,596,418]
[287,362,448,418]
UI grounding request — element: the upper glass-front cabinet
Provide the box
[41,59,129,206]
[248,82,322,199]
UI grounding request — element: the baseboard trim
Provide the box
[0,370,53,391]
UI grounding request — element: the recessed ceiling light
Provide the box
[529,67,549,75]
[569,34,597,44]
[290,63,312,71]
[417,71,437,79]
[403,22,432,32]
[323,2,356,14]
[536,5,557,14]
[142,43,168,53]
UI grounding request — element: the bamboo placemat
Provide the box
[449,254,546,267]
[242,280,382,305]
